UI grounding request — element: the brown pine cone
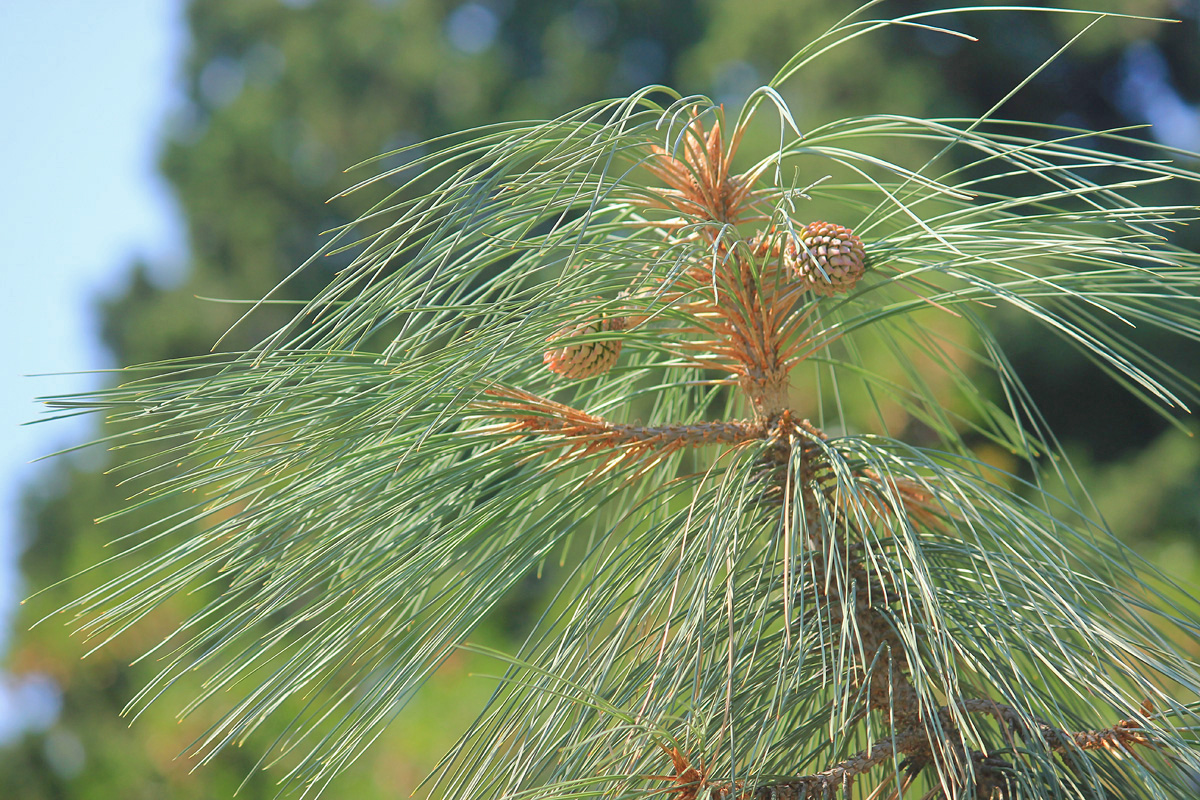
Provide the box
[543,313,626,379]
[786,221,867,296]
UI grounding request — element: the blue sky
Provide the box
[0,0,185,738]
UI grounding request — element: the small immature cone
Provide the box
[543,314,627,379]
[786,221,867,296]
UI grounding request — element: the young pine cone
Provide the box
[543,313,627,379]
[786,221,867,296]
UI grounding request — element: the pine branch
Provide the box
[657,709,1160,800]
[36,8,1200,797]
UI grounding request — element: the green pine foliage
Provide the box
[32,6,1200,799]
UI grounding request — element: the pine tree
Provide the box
[37,7,1200,799]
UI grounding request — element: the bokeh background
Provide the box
[3,1,1198,797]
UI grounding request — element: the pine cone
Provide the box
[786,221,867,296]
[543,313,626,379]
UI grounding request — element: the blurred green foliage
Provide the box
[6,0,1198,796]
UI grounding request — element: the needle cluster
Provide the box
[37,7,1200,800]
